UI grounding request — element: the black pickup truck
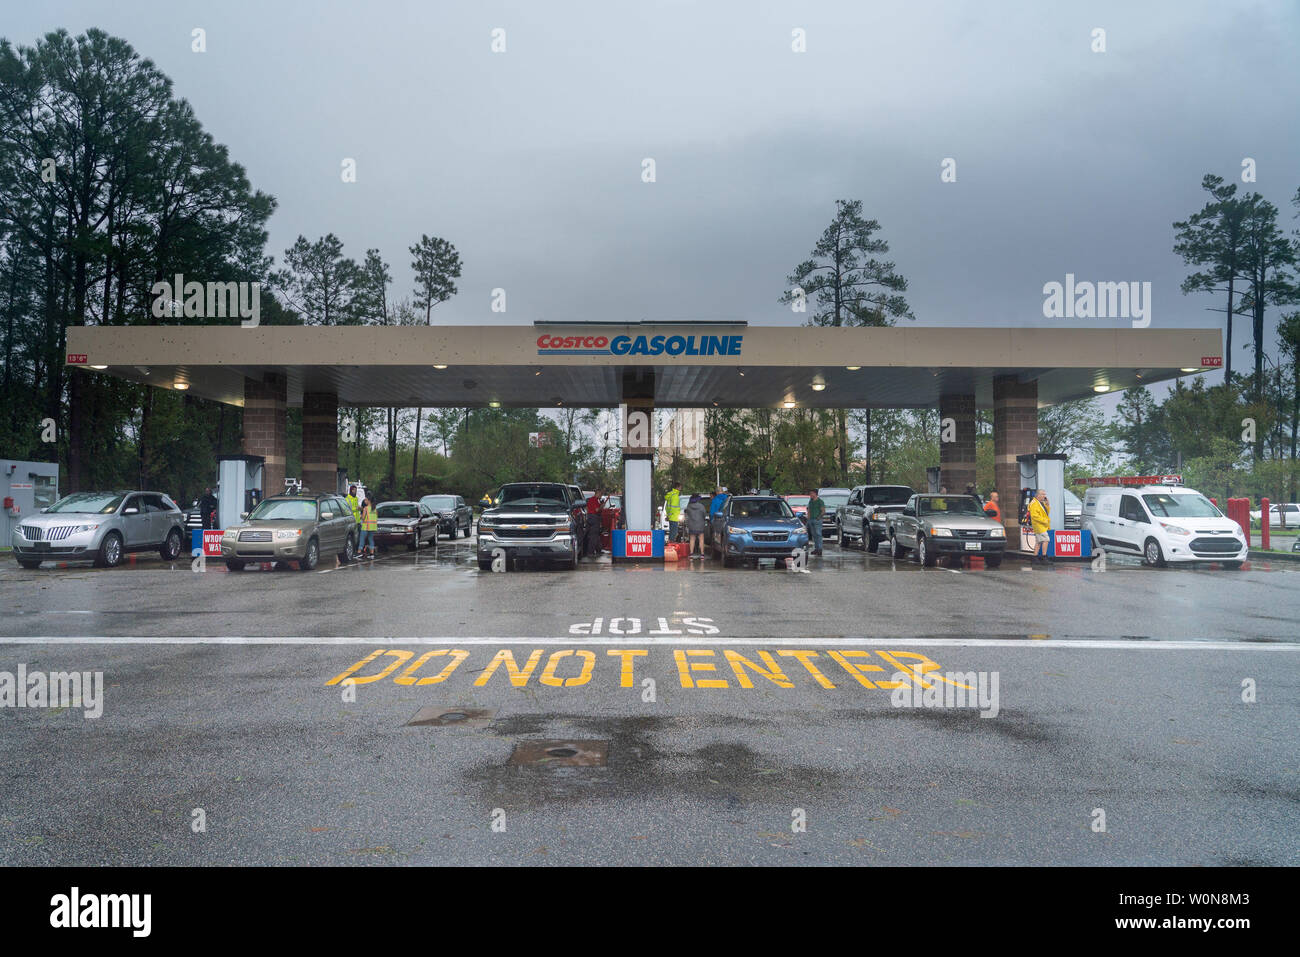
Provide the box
[835,485,915,552]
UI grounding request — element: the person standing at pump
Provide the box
[666,481,683,542]
[1028,489,1051,564]
[684,493,707,558]
[359,497,377,559]
[585,488,604,557]
[806,489,824,556]
[346,485,361,525]
[983,491,1001,523]
[198,487,219,530]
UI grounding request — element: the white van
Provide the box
[1082,484,1247,567]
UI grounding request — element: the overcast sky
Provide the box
[11,1,1300,383]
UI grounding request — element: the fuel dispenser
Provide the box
[217,454,265,530]
[925,466,941,494]
[1015,452,1090,558]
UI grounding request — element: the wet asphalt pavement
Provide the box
[1,534,1296,865]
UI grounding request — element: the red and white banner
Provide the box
[1052,530,1082,557]
[625,530,653,557]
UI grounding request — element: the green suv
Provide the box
[220,493,357,571]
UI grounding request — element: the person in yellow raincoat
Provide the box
[1028,489,1051,564]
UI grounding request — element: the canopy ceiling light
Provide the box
[433,364,447,370]
[90,364,107,370]
[1180,367,1199,373]
[1093,383,1110,393]
[488,400,501,408]
[810,375,826,392]
[845,366,861,371]
[173,381,189,391]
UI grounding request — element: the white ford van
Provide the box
[1082,484,1247,567]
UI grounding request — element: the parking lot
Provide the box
[1,533,1297,866]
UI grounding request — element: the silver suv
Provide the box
[220,493,357,571]
[12,490,186,569]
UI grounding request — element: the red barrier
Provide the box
[1261,497,1270,551]
[1227,498,1252,547]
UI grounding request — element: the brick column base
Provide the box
[939,393,977,495]
[243,373,287,498]
[993,375,1038,549]
[302,392,339,494]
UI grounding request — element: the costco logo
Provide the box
[537,333,743,357]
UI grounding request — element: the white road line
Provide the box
[0,636,1295,650]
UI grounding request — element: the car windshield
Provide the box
[786,496,810,507]
[498,485,567,508]
[421,496,456,509]
[378,503,419,519]
[1063,489,1083,509]
[248,499,318,521]
[863,487,913,506]
[820,493,849,508]
[46,492,125,514]
[1142,493,1222,518]
[919,496,983,516]
[731,499,795,520]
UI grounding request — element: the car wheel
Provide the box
[159,527,183,561]
[721,550,732,568]
[226,560,245,571]
[1142,537,1166,568]
[299,537,319,571]
[985,554,1003,569]
[919,536,937,567]
[16,558,41,569]
[339,533,356,563]
[891,533,907,559]
[95,532,124,568]
[564,539,578,570]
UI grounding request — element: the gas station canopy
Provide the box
[67,322,1222,409]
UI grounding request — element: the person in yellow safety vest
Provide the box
[346,485,361,524]
[359,497,378,559]
[666,482,683,542]
[1028,488,1051,565]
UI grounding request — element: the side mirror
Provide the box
[123,507,139,515]
[321,512,333,519]
[240,512,249,521]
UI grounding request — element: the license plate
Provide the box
[964,541,981,550]
[35,542,50,550]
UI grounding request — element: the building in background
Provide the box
[656,408,707,465]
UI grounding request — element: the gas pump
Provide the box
[925,466,941,494]
[217,454,265,529]
[1015,453,1089,558]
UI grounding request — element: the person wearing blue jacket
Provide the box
[709,486,729,518]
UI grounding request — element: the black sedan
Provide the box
[419,494,474,538]
[374,501,439,550]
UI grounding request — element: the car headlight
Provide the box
[931,527,953,537]
[222,529,237,539]
[989,527,1005,538]
[274,529,302,541]
[726,525,745,536]
[1160,522,1190,536]
[72,523,100,533]
[480,517,497,528]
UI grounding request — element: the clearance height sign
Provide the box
[327,646,973,693]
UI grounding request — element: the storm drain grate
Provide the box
[508,739,609,767]
[405,706,496,728]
